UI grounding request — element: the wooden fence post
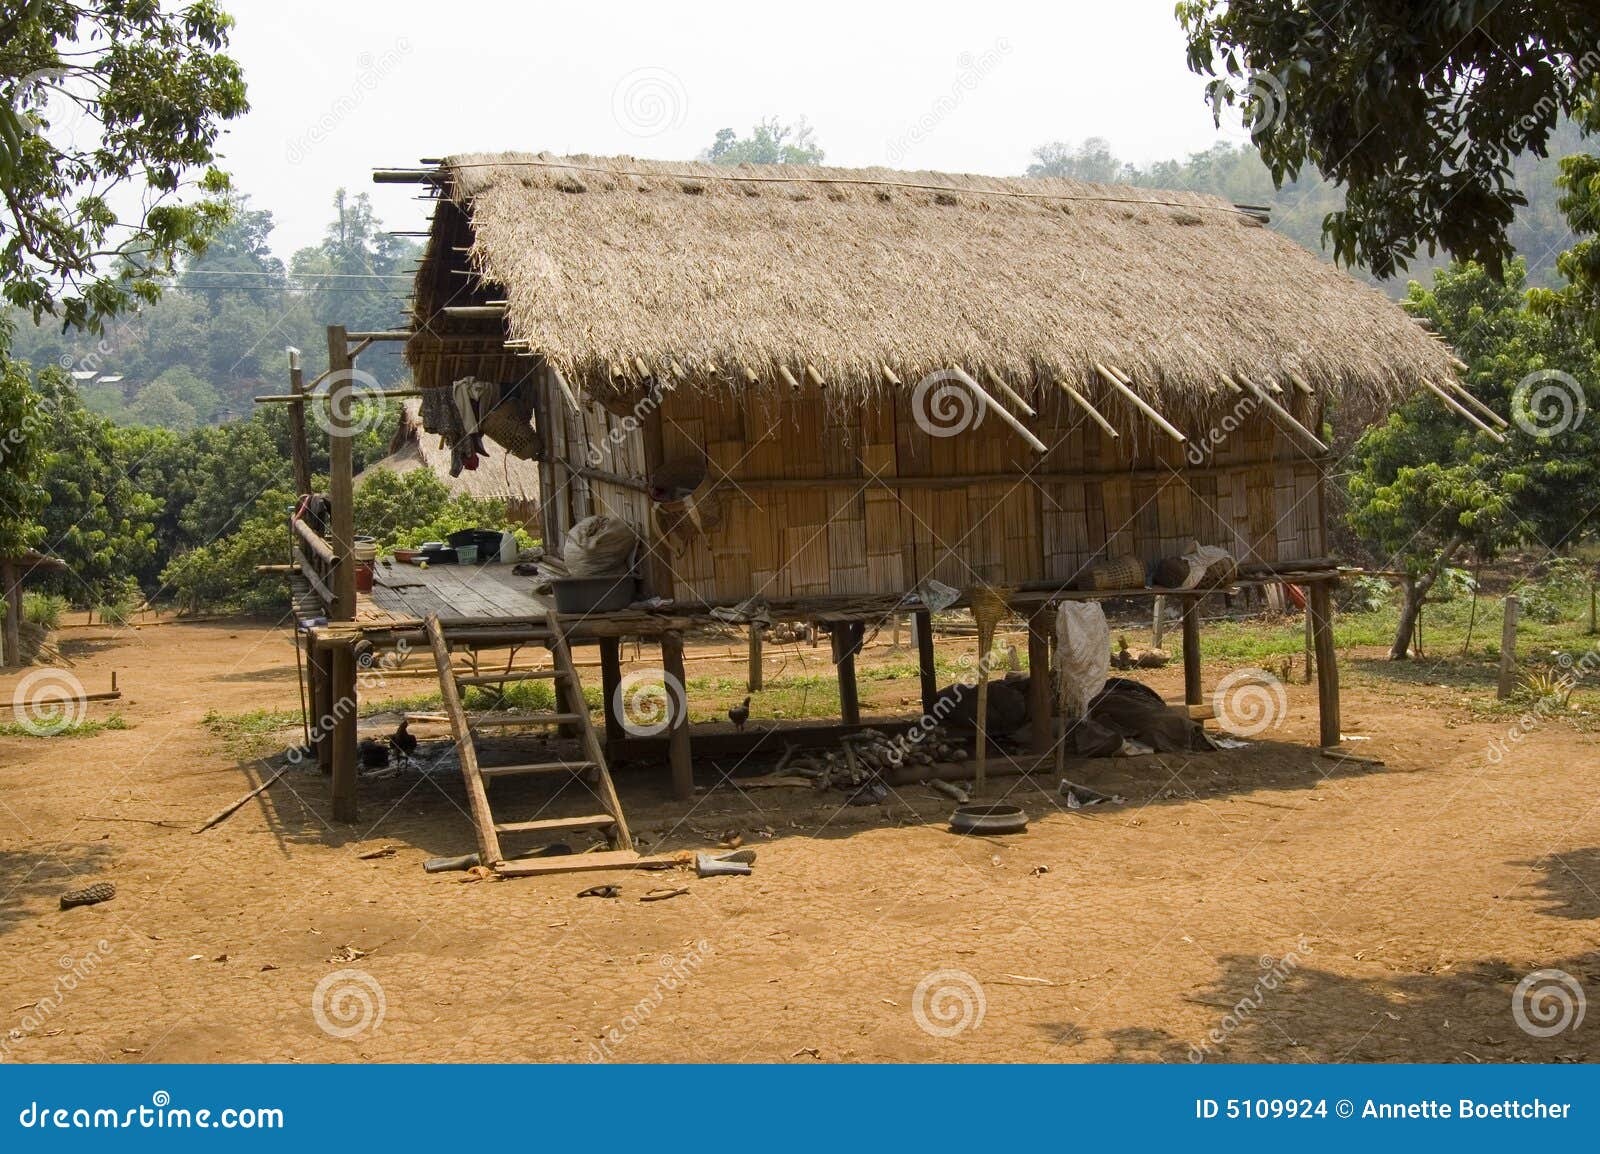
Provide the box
[1497,595,1520,701]
[747,624,763,692]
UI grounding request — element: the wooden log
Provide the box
[326,325,358,622]
[833,623,863,726]
[1055,378,1119,439]
[291,516,336,569]
[747,623,763,692]
[426,616,499,862]
[947,366,1049,453]
[1151,594,1167,649]
[1095,363,1186,443]
[914,610,938,716]
[599,637,624,744]
[1497,595,1519,701]
[1028,610,1052,755]
[330,645,359,821]
[1181,598,1202,706]
[660,632,693,800]
[1309,582,1340,746]
[1,559,19,668]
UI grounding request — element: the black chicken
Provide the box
[388,718,418,763]
[357,738,390,769]
[728,696,751,732]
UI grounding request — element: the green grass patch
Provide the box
[0,713,129,739]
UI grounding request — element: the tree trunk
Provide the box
[1389,536,1464,660]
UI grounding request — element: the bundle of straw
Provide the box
[966,583,1014,795]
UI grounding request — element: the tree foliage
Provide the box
[0,0,249,332]
[1176,0,1600,278]
[1349,260,1600,655]
[703,117,824,166]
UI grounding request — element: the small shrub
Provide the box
[22,592,67,630]
[1339,575,1392,614]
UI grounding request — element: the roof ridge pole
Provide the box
[947,367,1048,454]
[1094,362,1186,444]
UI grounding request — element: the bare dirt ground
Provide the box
[2,615,1597,1064]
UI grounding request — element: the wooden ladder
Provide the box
[425,613,672,878]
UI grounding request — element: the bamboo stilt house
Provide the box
[396,152,1461,602]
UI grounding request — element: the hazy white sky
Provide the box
[223,0,1234,256]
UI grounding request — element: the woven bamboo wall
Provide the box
[537,377,1326,603]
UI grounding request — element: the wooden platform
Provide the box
[360,559,546,624]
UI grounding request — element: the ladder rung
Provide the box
[454,669,563,686]
[478,760,597,778]
[469,711,584,728]
[493,814,616,835]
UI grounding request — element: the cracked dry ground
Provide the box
[1,616,1597,1064]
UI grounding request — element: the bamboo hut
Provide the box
[278,152,1485,838]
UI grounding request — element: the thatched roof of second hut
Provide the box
[355,400,540,508]
[416,151,1455,411]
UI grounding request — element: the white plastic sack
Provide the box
[1055,601,1110,722]
[1178,542,1235,589]
[562,515,639,577]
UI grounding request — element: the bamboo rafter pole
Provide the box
[1439,377,1509,429]
[1094,363,1186,443]
[1234,374,1330,454]
[777,364,802,390]
[984,367,1037,417]
[549,363,582,413]
[946,367,1049,454]
[1420,379,1506,442]
[804,364,826,389]
[1287,371,1316,398]
[1054,378,1119,439]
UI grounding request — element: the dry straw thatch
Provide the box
[421,151,1453,414]
[355,400,540,514]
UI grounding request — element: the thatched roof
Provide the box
[355,400,540,507]
[411,151,1455,411]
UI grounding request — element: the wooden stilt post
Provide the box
[1151,594,1166,649]
[747,624,763,692]
[309,642,334,772]
[287,348,312,498]
[1309,581,1340,746]
[1181,597,1203,706]
[1,559,20,668]
[1028,609,1052,755]
[326,325,357,622]
[1497,595,1520,701]
[914,610,938,716]
[834,623,863,727]
[330,644,359,821]
[599,636,624,744]
[660,632,693,800]
[1303,606,1316,683]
